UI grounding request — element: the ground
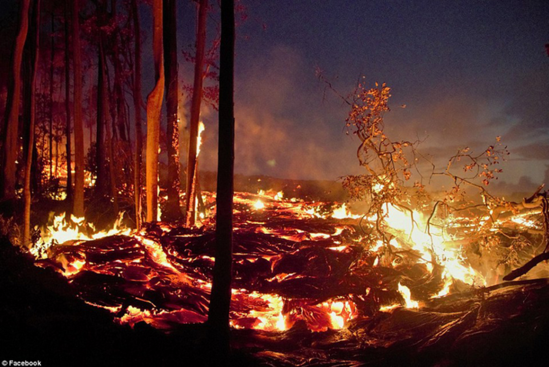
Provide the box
[3,235,549,367]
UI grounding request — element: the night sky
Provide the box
[188,0,549,195]
[1,1,548,194]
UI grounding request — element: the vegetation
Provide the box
[332,77,548,281]
[0,0,234,233]
[0,0,238,352]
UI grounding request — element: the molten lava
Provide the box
[31,190,541,333]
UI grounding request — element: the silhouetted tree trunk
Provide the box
[104,70,119,214]
[185,0,208,227]
[146,0,164,222]
[23,0,41,248]
[64,0,72,201]
[1,0,30,201]
[95,39,108,198]
[72,0,85,217]
[49,10,55,181]
[163,0,181,220]
[131,0,143,229]
[208,0,235,360]
[111,0,128,143]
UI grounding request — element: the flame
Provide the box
[31,212,131,259]
[332,204,361,219]
[398,283,419,309]
[245,292,286,331]
[510,215,539,229]
[381,204,485,290]
[32,189,522,333]
[196,121,205,157]
[238,294,358,332]
[323,300,357,329]
[331,204,349,219]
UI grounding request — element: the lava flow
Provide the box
[30,190,543,333]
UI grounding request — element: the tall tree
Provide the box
[184,0,208,227]
[163,0,181,220]
[93,0,112,199]
[23,0,41,248]
[48,9,55,181]
[72,0,85,218]
[104,67,119,214]
[208,0,235,359]
[95,37,108,197]
[110,0,128,143]
[131,0,143,228]
[145,0,164,222]
[1,0,31,201]
[64,0,72,201]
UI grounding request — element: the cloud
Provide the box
[513,143,549,161]
[490,175,541,198]
[501,68,549,142]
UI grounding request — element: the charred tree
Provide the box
[163,0,181,220]
[23,0,41,248]
[1,0,31,201]
[145,0,165,222]
[184,0,208,227]
[72,0,85,218]
[131,0,143,229]
[64,0,72,201]
[208,0,235,359]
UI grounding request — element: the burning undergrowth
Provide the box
[29,189,549,338]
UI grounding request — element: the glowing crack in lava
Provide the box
[33,190,508,332]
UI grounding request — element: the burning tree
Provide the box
[340,80,417,233]
[184,0,209,228]
[338,77,549,293]
[72,0,85,219]
[145,0,165,223]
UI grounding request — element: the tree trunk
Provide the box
[49,11,55,182]
[23,0,41,248]
[208,0,235,359]
[145,0,164,222]
[95,39,108,198]
[64,0,72,201]
[163,0,181,220]
[1,0,31,201]
[131,0,143,229]
[104,72,119,214]
[111,1,127,143]
[184,0,208,227]
[72,0,85,218]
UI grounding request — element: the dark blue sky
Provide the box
[4,0,547,193]
[182,0,547,193]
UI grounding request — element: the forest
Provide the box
[2,1,549,366]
